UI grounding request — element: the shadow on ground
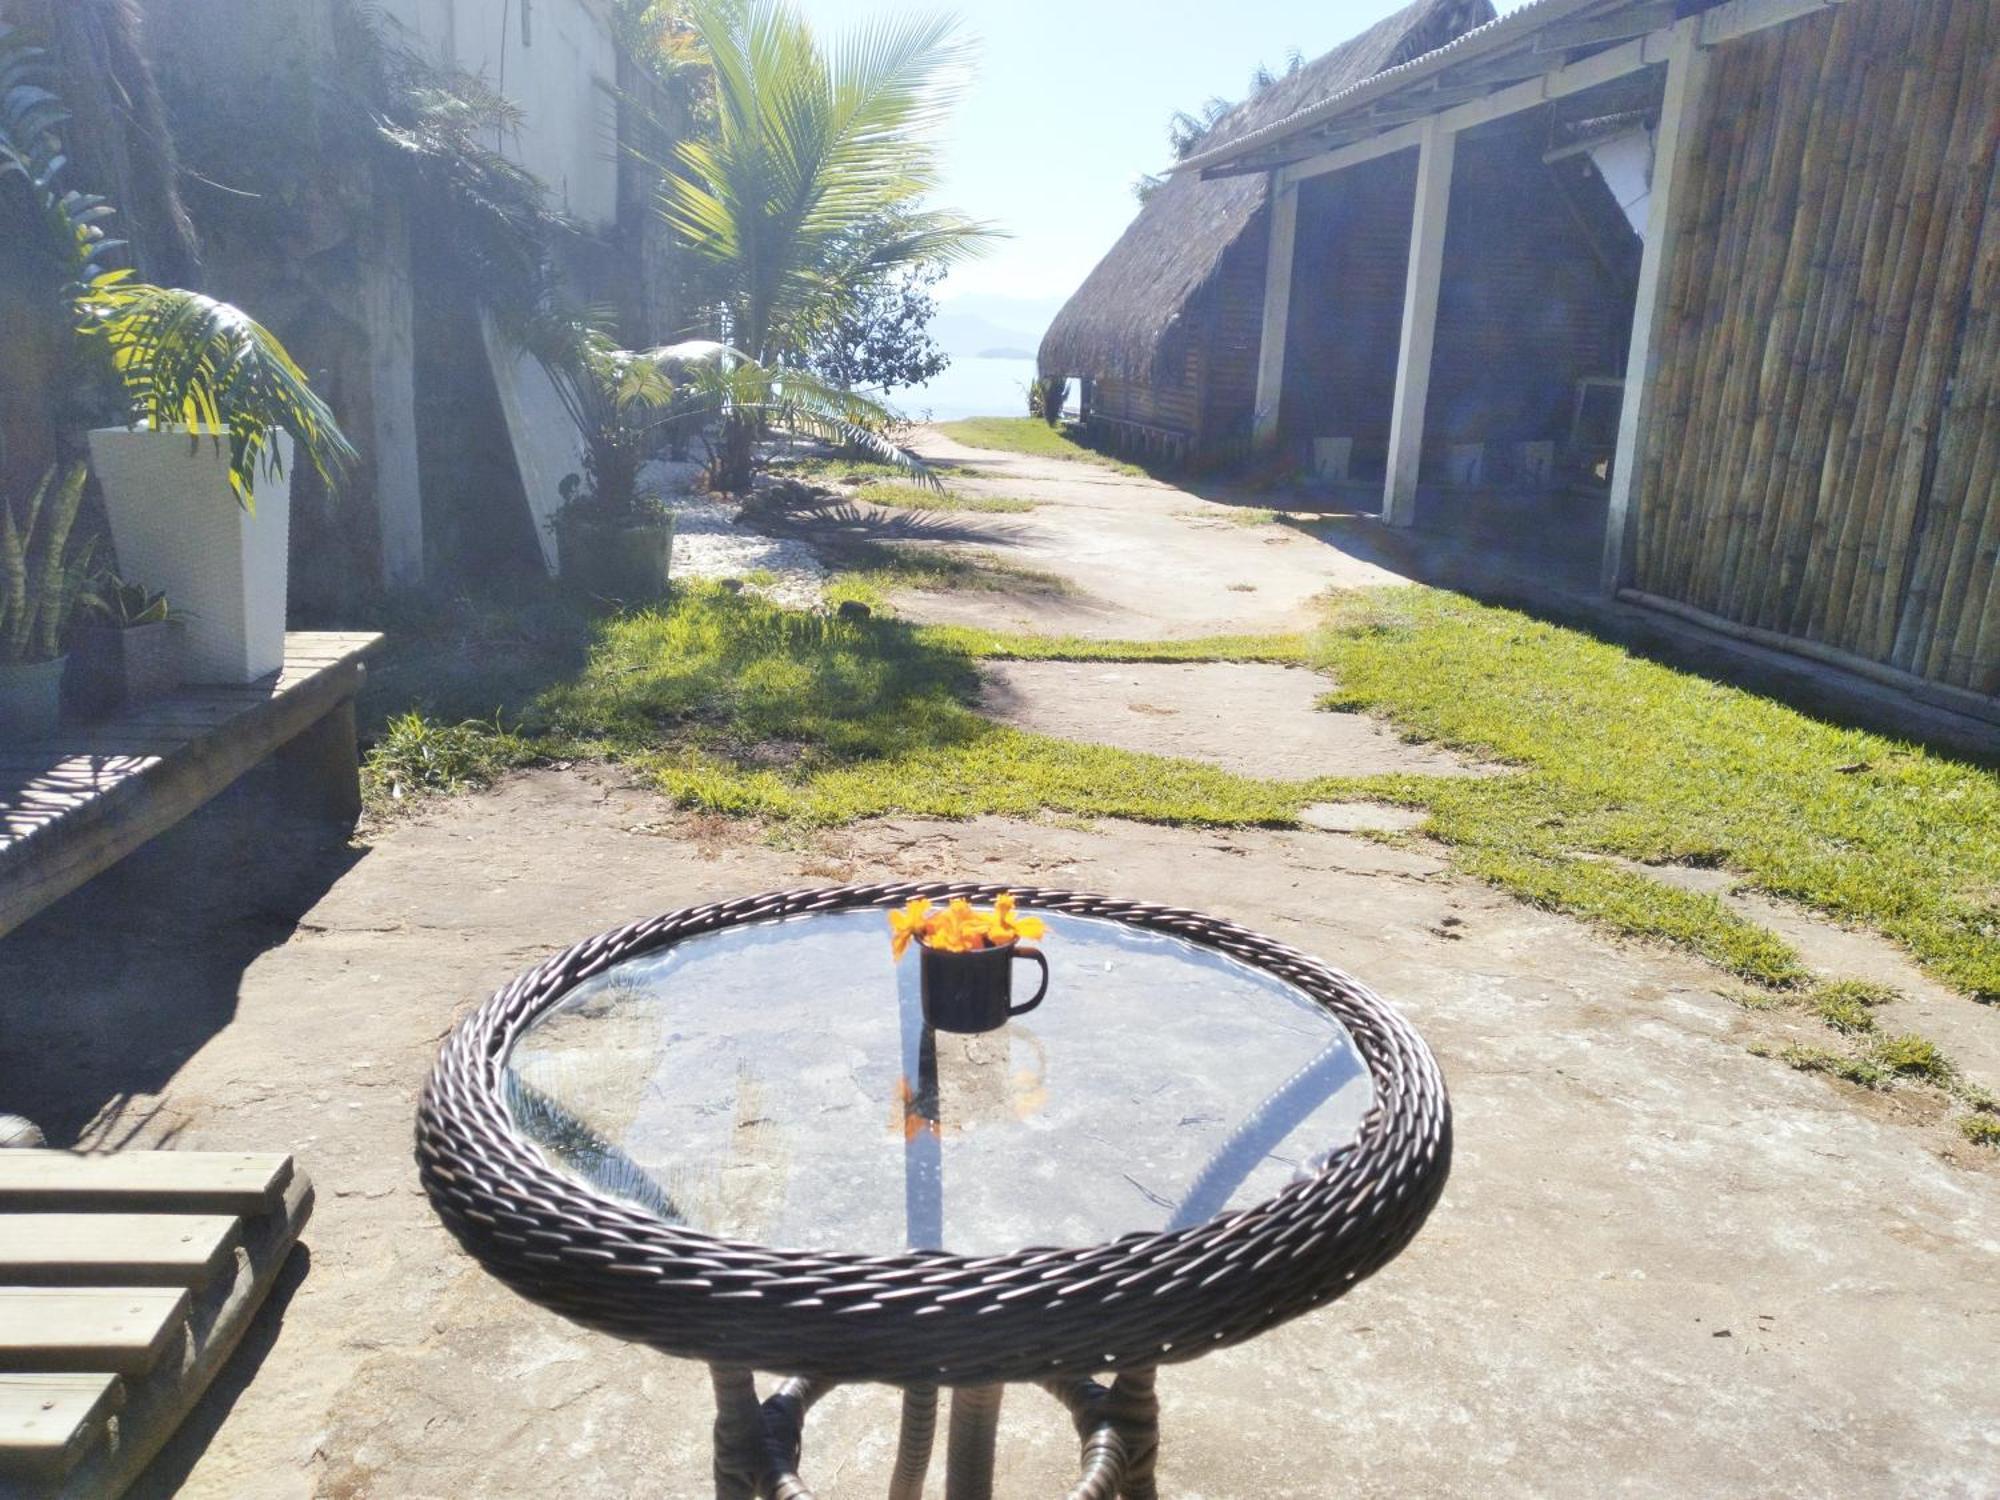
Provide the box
[0,771,364,1146]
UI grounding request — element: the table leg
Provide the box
[888,1384,939,1500]
[762,1378,824,1500]
[1104,1369,1160,1500]
[1042,1376,1127,1500]
[276,695,362,828]
[710,1366,764,1500]
[943,1384,1004,1500]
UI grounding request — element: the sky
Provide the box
[793,0,1526,332]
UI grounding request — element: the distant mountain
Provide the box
[930,292,1066,362]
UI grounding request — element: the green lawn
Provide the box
[1304,589,2000,1000]
[934,418,1143,474]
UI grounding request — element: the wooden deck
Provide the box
[0,1152,312,1498]
[0,632,379,940]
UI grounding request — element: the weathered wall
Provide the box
[1196,213,1270,462]
[1631,0,2000,696]
[377,0,620,229]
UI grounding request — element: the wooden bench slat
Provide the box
[0,1287,190,1376]
[0,1373,124,1482]
[0,1215,240,1289]
[0,1152,292,1215]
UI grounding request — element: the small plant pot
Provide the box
[919,940,1050,1034]
[556,517,675,600]
[65,619,186,719]
[0,656,68,742]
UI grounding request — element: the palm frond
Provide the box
[78,283,357,510]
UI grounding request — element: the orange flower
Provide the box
[982,892,1046,945]
[925,898,990,954]
[887,897,933,960]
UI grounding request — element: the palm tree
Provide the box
[660,0,993,489]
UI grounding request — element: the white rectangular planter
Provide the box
[88,427,293,684]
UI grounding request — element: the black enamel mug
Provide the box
[918,940,1049,1033]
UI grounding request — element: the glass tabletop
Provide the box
[504,908,1374,1258]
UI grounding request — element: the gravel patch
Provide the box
[639,460,827,609]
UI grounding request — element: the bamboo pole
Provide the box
[1852,0,1981,662]
[1814,0,1957,649]
[1765,5,1895,632]
[1791,4,1927,641]
[1723,4,1862,627]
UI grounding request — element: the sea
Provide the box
[885,355,1040,424]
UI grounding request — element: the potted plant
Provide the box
[84,289,351,684]
[535,326,679,600]
[0,28,351,686]
[888,893,1051,1034]
[0,463,96,742]
[64,574,183,719]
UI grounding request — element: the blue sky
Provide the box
[794,0,1524,330]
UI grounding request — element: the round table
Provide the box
[417,883,1451,1499]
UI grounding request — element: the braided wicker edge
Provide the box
[415,881,1452,1387]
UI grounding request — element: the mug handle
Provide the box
[1009,946,1049,1016]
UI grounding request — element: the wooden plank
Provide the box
[0,1152,292,1216]
[1602,25,1711,591]
[0,1215,239,1289]
[1383,116,1457,527]
[0,654,368,938]
[0,1374,123,1483]
[0,1288,190,1376]
[46,1168,314,1500]
[1251,180,1300,452]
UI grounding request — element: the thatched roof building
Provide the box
[1039,0,1493,465]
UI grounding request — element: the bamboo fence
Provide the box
[1632,0,2000,696]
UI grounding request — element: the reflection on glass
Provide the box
[506,909,1374,1257]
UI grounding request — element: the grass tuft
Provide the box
[1779,1045,1887,1089]
[823,546,1073,614]
[365,711,532,809]
[1959,1114,2000,1147]
[1869,1033,1954,1083]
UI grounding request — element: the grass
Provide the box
[1778,1044,1888,1089]
[915,627,1311,664]
[935,418,1143,475]
[1962,1114,2000,1147]
[367,584,1321,830]
[1870,1033,1954,1084]
[1180,506,1280,527]
[367,711,535,809]
[850,482,1037,514]
[1307,588,2000,999]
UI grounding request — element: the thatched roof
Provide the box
[1040,0,1493,385]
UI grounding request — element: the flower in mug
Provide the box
[886,892,1047,957]
[888,897,934,961]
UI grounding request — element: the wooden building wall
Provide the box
[1631,0,2000,697]
[1424,125,1637,464]
[1280,152,1418,475]
[1196,214,1272,461]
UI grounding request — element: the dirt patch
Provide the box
[977,660,1496,781]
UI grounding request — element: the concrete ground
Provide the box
[3,433,1997,1497]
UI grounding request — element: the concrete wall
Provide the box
[377,0,621,229]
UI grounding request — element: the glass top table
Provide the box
[504,908,1375,1260]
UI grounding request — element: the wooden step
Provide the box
[0,1215,238,1289]
[0,1374,124,1483]
[0,1152,291,1216]
[0,1288,190,1375]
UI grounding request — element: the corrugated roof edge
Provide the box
[1173,0,1625,176]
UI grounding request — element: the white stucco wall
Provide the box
[376,0,621,229]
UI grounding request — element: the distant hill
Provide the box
[930,292,1065,362]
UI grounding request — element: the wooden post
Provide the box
[1383,118,1457,527]
[1600,21,1710,593]
[276,694,363,829]
[1252,178,1299,453]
